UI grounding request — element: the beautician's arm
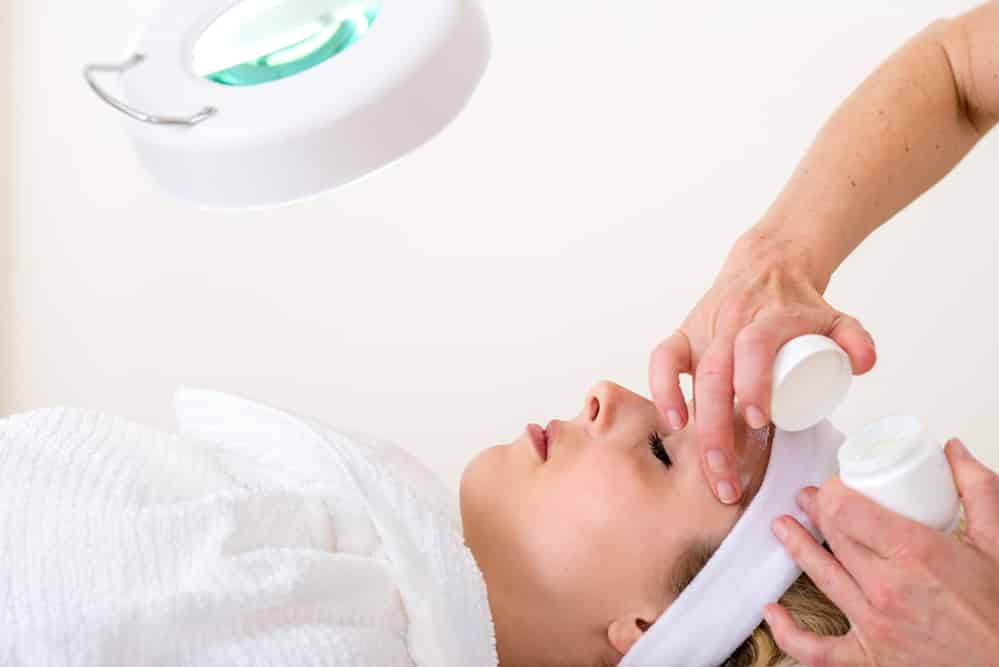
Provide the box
[650,0,999,504]
[768,438,999,666]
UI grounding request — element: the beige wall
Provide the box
[0,1,12,409]
[6,0,999,489]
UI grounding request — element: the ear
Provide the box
[607,611,657,656]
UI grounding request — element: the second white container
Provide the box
[837,415,961,533]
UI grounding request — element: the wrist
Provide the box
[726,223,836,294]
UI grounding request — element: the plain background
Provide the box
[3,0,997,492]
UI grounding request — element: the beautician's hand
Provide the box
[767,438,999,667]
[648,233,877,504]
[650,0,999,506]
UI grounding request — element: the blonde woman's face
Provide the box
[459,380,772,664]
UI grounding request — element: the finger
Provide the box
[945,438,999,551]
[764,603,866,667]
[693,335,740,504]
[795,486,883,594]
[732,313,817,429]
[817,476,939,560]
[648,331,692,431]
[773,514,871,622]
[827,313,877,376]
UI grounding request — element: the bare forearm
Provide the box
[736,4,999,292]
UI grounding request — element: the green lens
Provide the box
[193,0,381,87]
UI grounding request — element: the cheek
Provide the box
[523,461,652,565]
[545,465,641,524]
[671,462,743,534]
[520,500,675,606]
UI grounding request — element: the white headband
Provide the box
[620,421,843,667]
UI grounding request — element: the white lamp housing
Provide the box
[85,0,490,209]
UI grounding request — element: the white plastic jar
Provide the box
[838,416,961,533]
[770,335,853,432]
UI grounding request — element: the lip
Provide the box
[526,423,548,462]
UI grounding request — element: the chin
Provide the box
[459,447,489,509]
[458,446,494,545]
[460,444,500,491]
[459,444,509,516]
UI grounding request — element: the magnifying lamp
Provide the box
[84,0,490,209]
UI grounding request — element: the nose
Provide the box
[582,380,624,435]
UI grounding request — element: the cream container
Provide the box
[770,334,853,432]
[838,416,961,533]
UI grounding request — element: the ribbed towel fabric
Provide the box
[0,388,497,667]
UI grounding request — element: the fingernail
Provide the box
[772,517,788,542]
[950,438,970,458]
[717,480,737,504]
[796,488,812,511]
[707,449,728,473]
[863,329,876,349]
[667,409,684,431]
[745,405,768,430]
[762,607,775,626]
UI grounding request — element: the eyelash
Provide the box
[648,431,672,468]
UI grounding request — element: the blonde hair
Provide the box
[721,562,848,667]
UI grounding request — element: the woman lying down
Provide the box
[1,383,882,667]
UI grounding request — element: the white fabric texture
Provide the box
[0,387,497,667]
[620,421,844,667]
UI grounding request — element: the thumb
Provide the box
[945,438,999,552]
[827,314,877,375]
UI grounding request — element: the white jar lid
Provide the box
[770,334,852,432]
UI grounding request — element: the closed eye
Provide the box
[648,431,672,468]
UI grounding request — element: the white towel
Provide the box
[0,389,497,667]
